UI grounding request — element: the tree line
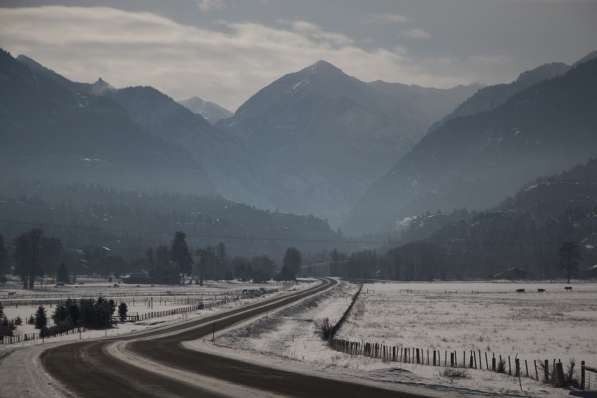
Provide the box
[144,231,302,284]
[0,179,343,261]
[329,240,585,282]
[0,229,303,288]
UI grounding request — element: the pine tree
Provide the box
[118,302,128,322]
[559,241,581,283]
[56,263,69,284]
[52,303,70,326]
[279,247,302,280]
[171,232,193,279]
[0,234,7,279]
[14,229,44,289]
[35,305,47,330]
[66,299,80,327]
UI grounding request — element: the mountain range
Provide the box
[215,60,480,224]
[0,50,213,196]
[4,47,597,240]
[179,96,233,124]
[344,54,597,235]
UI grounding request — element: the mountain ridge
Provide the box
[215,59,480,225]
[344,55,597,235]
[179,96,233,124]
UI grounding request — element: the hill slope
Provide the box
[179,96,233,124]
[440,62,570,123]
[0,49,213,195]
[217,60,480,225]
[346,57,597,235]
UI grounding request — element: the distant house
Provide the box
[491,267,529,280]
[122,271,151,284]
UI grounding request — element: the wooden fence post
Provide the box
[544,359,549,382]
[581,361,585,390]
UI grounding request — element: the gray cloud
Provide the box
[403,28,431,40]
[1,1,595,110]
[367,13,409,24]
[0,6,469,110]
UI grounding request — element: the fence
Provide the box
[1,293,241,345]
[582,362,597,390]
[330,338,595,389]
[0,327,87,345]
[326,285,594,391]
[327,284,362,340]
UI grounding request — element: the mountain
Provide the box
[1,49,212,195]
[216,60,480,225]
[391,158,597,279]
[438,62,571,124]
[573,50,597,67]
[345,56,597,235]
[102,86,261,207]
[179,96,233,124]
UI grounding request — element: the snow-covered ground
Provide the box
[209,279,358,363]
[194,280,593,397]
[0,278,313,346]
[338,281,597,366]
[0,278,318,398]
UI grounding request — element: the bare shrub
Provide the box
[497,358,506,373]
[441,368,469,382]
[564,359,578,387]
[317,317,334,340]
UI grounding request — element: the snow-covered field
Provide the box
[210,279,358,363]
[198,280,596,397]
[338,281,597,367]
[0,278,310,342]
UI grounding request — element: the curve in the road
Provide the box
[41,279,431,398]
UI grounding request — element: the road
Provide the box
[41,279,432,398]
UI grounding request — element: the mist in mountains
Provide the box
[179,97,233,124]
[344,53,597,235]
[2,41,597,271]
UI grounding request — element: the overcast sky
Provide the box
[1,0,596,110]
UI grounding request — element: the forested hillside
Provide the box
[0,180,344,262]
[346,56,597,235]
[334,159,597,280]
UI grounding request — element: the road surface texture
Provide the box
[41,279,434,398]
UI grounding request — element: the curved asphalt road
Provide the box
[41,279,430,398]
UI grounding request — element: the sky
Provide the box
[1,0,596,111]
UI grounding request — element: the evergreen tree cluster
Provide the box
[13,229,64,289]
[0,234,7,283]
[276,247,302,281]
[51,297,115,333]
[0,302,17,338]
[143,233,293,284]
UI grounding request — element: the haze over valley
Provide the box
[1,2,597,397]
